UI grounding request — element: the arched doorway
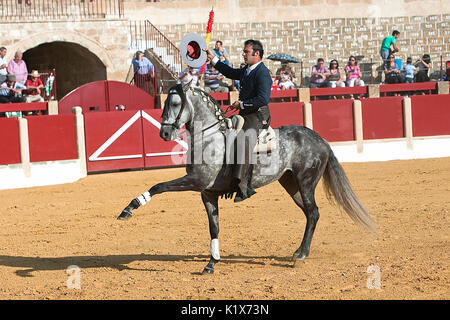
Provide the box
[23,41,107,100]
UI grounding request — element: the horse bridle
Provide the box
[161,83,187,130]
[161,84,223,134]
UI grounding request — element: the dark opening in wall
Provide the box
[23,41,107,100]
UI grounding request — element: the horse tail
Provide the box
[322,149,377,234]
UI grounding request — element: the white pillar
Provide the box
[303,102,313,130]
[72,106,87,177]
[353,99,364,153]
[402,97,413,150]
[18,117,31,178]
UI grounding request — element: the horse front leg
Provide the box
[117,175,203,220]
[201,191,220,274]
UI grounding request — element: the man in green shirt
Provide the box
[380,30,400,67]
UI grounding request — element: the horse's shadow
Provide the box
[0,254,292,277]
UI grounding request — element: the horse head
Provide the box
[160,81,225,141]
[160,82,193,141]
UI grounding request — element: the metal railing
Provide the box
[129,66,157,98]
[129,20,182,75]
[0,0,124,20]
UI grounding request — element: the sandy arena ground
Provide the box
[0,157,448,300]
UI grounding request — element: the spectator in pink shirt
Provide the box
[344,56,364,87]
[8,50,28,84]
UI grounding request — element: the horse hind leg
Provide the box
[278,169,321,266]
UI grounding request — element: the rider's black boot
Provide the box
[232,164,256,202]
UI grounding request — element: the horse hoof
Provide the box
[202,267,214,275]
[117,209,132,220]
[292,253,307,267]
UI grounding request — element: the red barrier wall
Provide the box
[59,81,155,115]
[361,97,404,140]
[411,94,450,137]
[84,110,145,172]
[142,109,187,168]
[0,118,21,165]
[26,115,77,162]
[269,102,304,128]
[311,99,354,142]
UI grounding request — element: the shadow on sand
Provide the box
[0,254,293,277]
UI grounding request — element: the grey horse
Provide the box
[117,83,377,274]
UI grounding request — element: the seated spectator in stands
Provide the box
[384,54,404,85]
[380,30,400,67]
[269,70,279,91]
[414,54,431,83]
[0,74,26,104]
[326,59,346,88]
[132,51,155,94]
[276,62,297,86]
[278,69,296,90]
[309,58,329,88]
[213,41,230,66]
[24,70,44,103]
[0,47,7,84]
[403,57,416,83]
[7,50,28,84]
[443,60,450,81]
[179,66,200,87]
[345,56,365,87]
[203,64,229,93]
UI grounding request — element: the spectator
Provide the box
[278,69,296,90]
[203,64,229,93]
[443,60,450,81]
[380,30,400,67]
[275,62,296,85]
[403,57,416,83]
[414,54,431,82]
[269,70,280,91]
[24,70,45,103]
[7,50,28,84]
[309,58,329,88]
[384,54,403,85]
[179,66,200,87]
[326,59,346,88]
[213,41,230,66]
[0,47,7,83]
[132,50,155,93]
[345,56,365,87]
[0,74,26,104]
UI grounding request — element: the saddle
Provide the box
[224,115,277,153]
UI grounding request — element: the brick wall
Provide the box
[158,13,450,84]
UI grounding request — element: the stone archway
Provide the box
[8,30,116,100]
[23,41,107,99]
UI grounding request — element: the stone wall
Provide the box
[1,19,132,98]
[124,0,450,25]
[155,13,450,83]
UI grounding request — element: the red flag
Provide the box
[200,9,214,74]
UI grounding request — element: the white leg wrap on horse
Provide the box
[210,238,220,260]
[137,191,151,206]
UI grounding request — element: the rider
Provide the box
[205,39,272,202]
